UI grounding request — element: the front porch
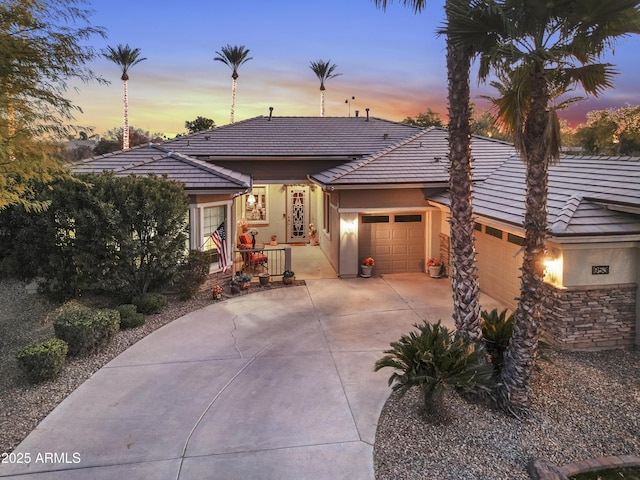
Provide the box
[232,244,338,280]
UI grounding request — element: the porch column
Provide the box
[338,211,359,277]
[189,205,199,250]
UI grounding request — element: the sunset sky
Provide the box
[70,0,640,138]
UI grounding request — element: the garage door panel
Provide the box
[476,231,521,309]
[359,213,425,274]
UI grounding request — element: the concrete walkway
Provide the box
[0,274,503,480]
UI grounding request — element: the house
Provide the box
[73,116,639,351]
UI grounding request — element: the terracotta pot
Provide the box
[283,276,295,285]
[428,265,442,278]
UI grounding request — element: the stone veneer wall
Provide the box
[439,233,451,277]
[540,283,637,351]
[200,271,232,293]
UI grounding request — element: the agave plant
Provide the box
[481,309,515,374]
[374,321,494,412]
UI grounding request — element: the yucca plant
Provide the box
[481,308,515,374]
[374,321,494,412]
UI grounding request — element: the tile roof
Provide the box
[431,154,640,237]
[310,127,516,186]
[162,116,422,158]
[71,143,250,192]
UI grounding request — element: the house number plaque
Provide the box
[591,265,610,275]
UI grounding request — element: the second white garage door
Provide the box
[359,213,425,273]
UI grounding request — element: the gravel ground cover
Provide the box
[374,344,640,479]
[0,278,302,454]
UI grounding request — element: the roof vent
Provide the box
[434,156,441,162]
[366,108,370,121]
[204,135,210,141]
[269,106,273,121]
[383,133,389,140]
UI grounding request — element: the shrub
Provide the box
[52,302,120,356]
[16,338,68,383]
[374,321,494,412]
[116,304,145,329]
[481,308,515,374]
[175,250,211,300]
[131,292,167,314]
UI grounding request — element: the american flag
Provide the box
[211,221,229,272]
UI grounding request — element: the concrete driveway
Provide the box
[0,274,502,480]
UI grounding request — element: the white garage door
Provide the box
[359,213,425,273]
[475,224,523,309]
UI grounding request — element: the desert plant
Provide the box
[481,308,515,374]
[176,250,211,300]
[375,321,494,412]
[16,338,69,383]
[116,304,145,329]
[130,292,167,314]
[51,302,120,356]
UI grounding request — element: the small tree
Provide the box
[0,0,106,211]
[402,108,444,127]
[185,116,215,134]
[0,173,189,296]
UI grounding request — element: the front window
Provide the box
[243,185,268,224]
[201,205,226,268]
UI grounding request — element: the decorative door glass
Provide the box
[287,187,308,243]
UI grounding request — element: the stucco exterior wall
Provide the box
[561,243,638,287]
[339,188,430,209]
[338,211,359,277]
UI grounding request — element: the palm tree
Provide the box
[214,44,252,124]
[374,0,483,342]
[104,44,147,150]
[447,0,640,414]
[309,60,341,117]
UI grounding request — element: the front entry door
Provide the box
[286,186,309,243]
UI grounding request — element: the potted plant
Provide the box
[427,258,443,278]
[361,257,375,277]
[233,272,252,289]
[308,223,318,246]
[212,285,223,300]
[282,270,296,285]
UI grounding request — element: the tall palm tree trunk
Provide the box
[230,77,237,124]
[446,15,482,342]
[122,79,129,150]
[499,70,548,413]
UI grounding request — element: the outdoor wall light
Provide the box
[341,218,357,235]
[543,251,563,287]
[247,194,256,205]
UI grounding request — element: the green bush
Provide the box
[131,292,167,314]
[481,308,515,374]
[374,321,494,412]
[116,304,145,329]
[176,250,211,300]
[52,301,120,356]
[16,338,68,383]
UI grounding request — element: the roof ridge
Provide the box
[550,194,583,233]
[314,129,433,183]
[70,143,160,169]
[151,145,250,187]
